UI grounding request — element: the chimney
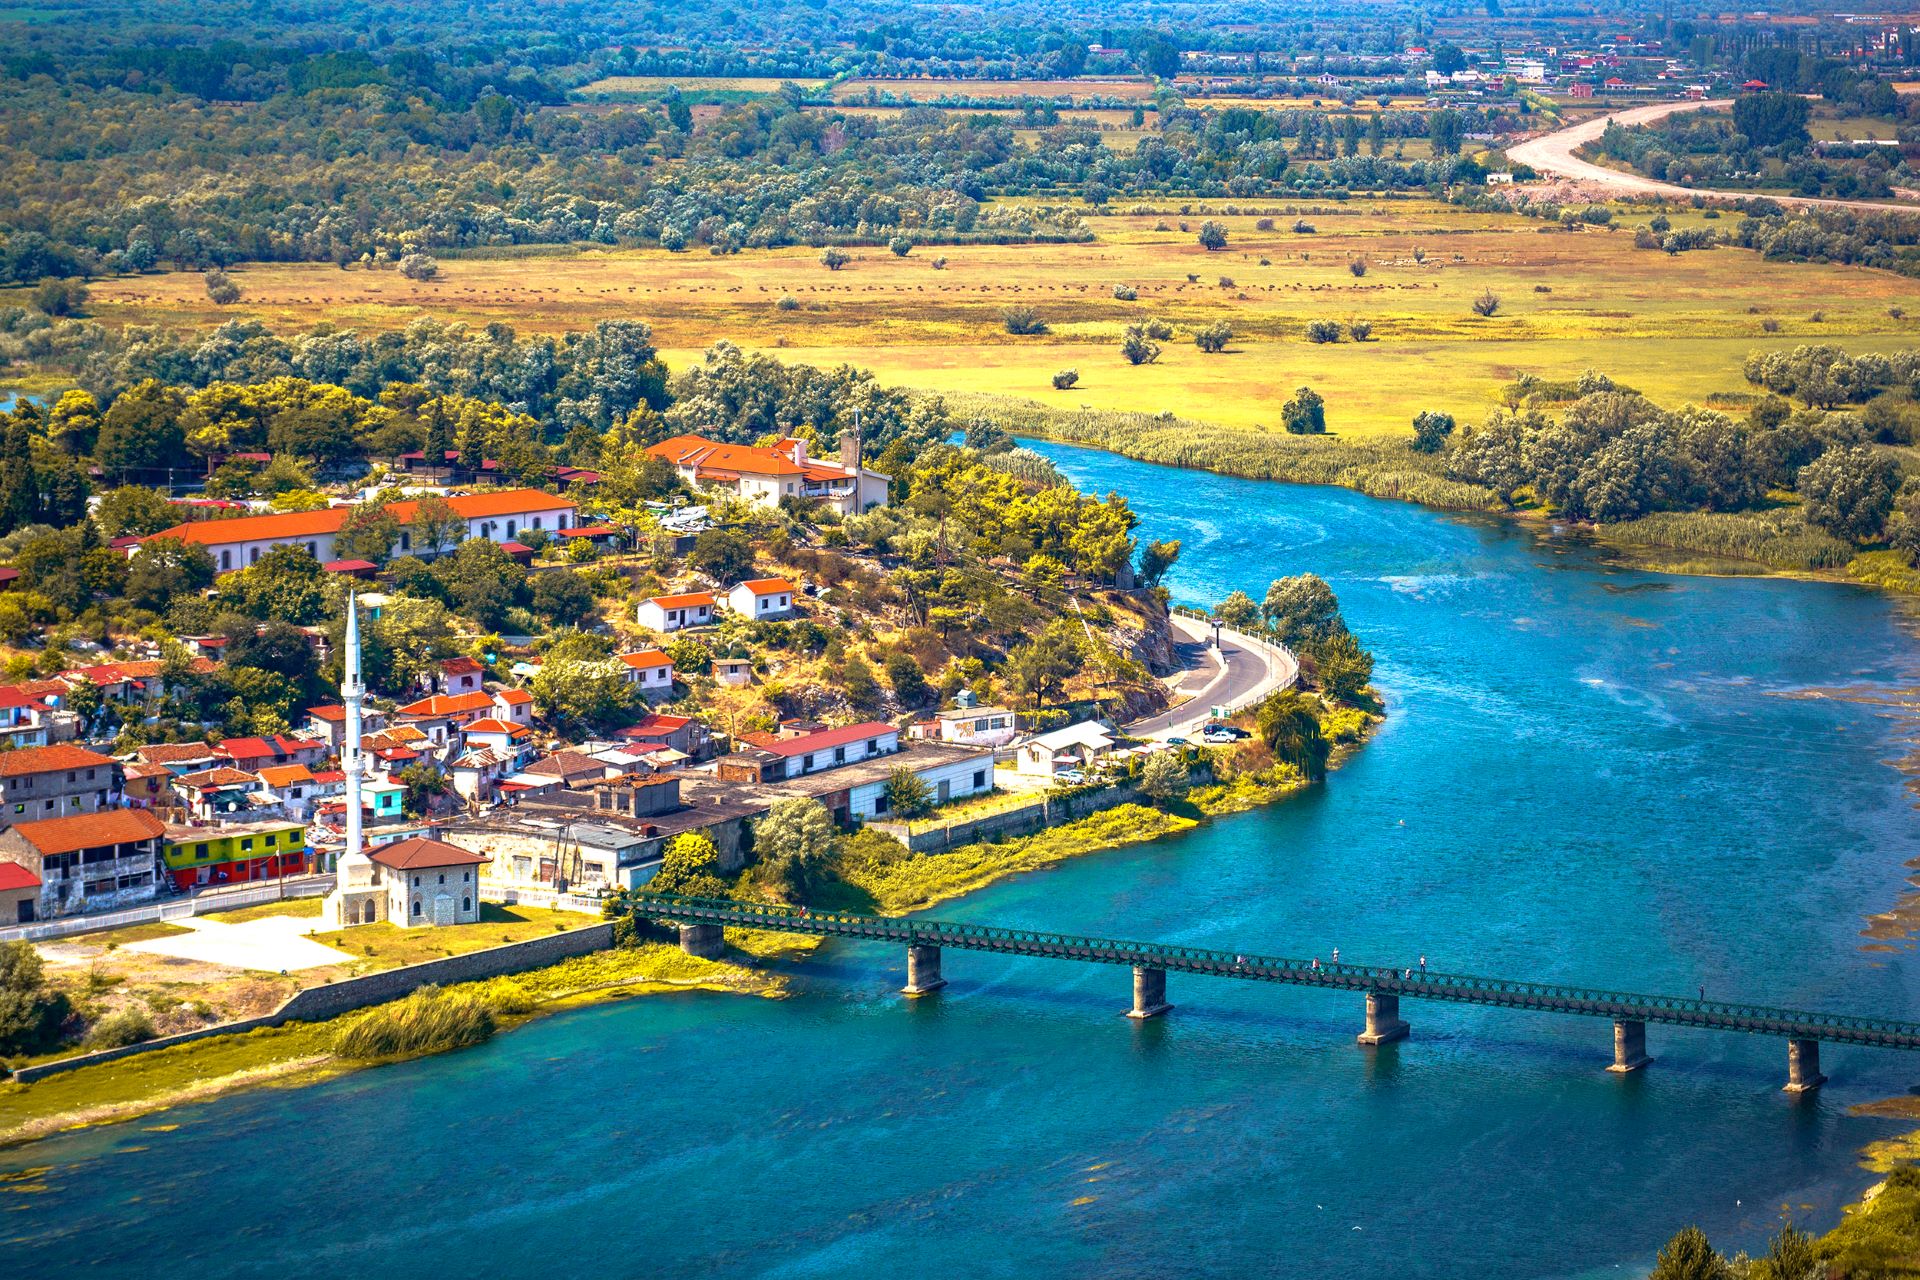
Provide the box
[840,406,863,473]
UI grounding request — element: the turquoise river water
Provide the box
[7,442,1920,1279]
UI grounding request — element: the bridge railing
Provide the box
[629,894,1920,1048]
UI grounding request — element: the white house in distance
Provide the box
[1015,721,1118,776]
[637,591,716,632]
[142,489,577,573]
[615,650,676,698]
[917,704,1019,748]
[646,434,888,516]
[728,578,796,619]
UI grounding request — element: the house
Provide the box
[131,741,219,776]
[717,721,901,784]
[323,559,379,580]
[161,820,307,890]
[0,860,39,924]
[460,717,533,759]
[438,656,485,696]
[0,687,55,748]
[0,744,121,830]
[772,741,995,823]
[449,748,521,804]
[637,591,716,633]
[215,734,328,772]
[305,703,387,752]
[492,688,534,725]
[174,767,264,819]
[256,764,318,816]
[0,808,166,919]
[329,835,490,928]
[714,656,753,688]
[395,449,502,483]
[915,705,1019,747]
[141,488,578,572]
[555,524,621,551]
[615,650,676,698]
[647,433,889,516]
[60,658,209,705]
[523,750,611,790]
[393,690,497,744]
[121,762,174,809]
[1015,721,1118,776]
[614,712,708,758]
[727,578,796,620]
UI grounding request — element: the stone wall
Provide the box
[871,782,1145,854]
[10,922,615,1084]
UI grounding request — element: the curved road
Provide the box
[1506,98,1919,213]
[1126,614,1298,740]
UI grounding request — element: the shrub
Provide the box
[333,986,496,1060]
[1305,320,1342,344]
[1004,306,1049,335]
[1112,283,1138,301]
[1197,220,1228,250]
[1410,410,1456,454]
[1052,368,1080,389]
[1348,259,1368,277]
[0,940,71,1055]
[1761,317,1780,333]
[1411,246,1426,263]
[888,236,912,257]
[1144,318,1174,341]
[1292,219,1317,233]
[1217,276,1235,287]
[1471,290,1501,317]
[204,269,242,306]
[1282,386,1327,435]
[819,247,850,270]
[1348,320,1373,342]
[32,278,87,317]
[1194,322,1233,353]
[882,767,935,818]
[1255,217,1276,230]
[931,256,948,270]
[84,1007,156,1050]
[775,294,801,311]
[398,253,439,281]
[1120,326,1161,365]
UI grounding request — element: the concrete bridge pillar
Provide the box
[1785,1038,1826,1094]
[1127,966,1172,1019]
[1607,1019,1652,1073]
[1357,990,1410,1045]
[903,944,946,996]
[678,922,724,960]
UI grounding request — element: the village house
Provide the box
[130,741,219,776]
[121,762,174,809]
[255,764,319,817]
[0,687,55,748]
[714,655,753,688]
[1015,721,1118,776]
[913,703,1019,748]
[717,721,902,784]
[615,650,676,698]
[305,702,388,752]
[393,689,497,745]
[727,577,797,620]
[522,749,612,790]
[492,687,534,725]
[0,861,38,924]
[160,820,307,890]
[437,656,486,696]
[772,741,996,823]
[637,591,716,633]
[0,744,121,831]
[449,747,520,804]
[141,488,578,572]
[613,712,709,759]
[174,767,264,819]
[647,433,889,516]
[0,808,167,919]
[215,734,329,772]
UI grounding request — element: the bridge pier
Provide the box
[1357,990,1410,1045]
[1786,1038,1826,1094]
[678,922,724,960]
[1607,1019,1652,1073]
[1127,966,1172,1019]
[903,944,947,996]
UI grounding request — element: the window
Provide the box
[438,873,445,885]
[413,900,422,916]
[874,794,890,814]
[220,550,233,570]
[463,871,470,882]
[264,833,275,845]
[463,897,471,911]
[195,843,209,858]
[532,517,542,530]
[506,520,517,538]
[973,770,986,789]
[241,839,252,852]
[834,747,846,764]
[249,547,260,564]
[399,532,411,551]
[41,800,51,812]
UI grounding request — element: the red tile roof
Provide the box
[0,743,115,778]
[386,489,574,522]
[149,490,574,548]
[648,434,807,479]
[307,705,347,722]
[323,559,378,573]
[756,721,897,758]
[0,860,40,891]
[176,767,262,789]
[493,689,533,706]
[617,650,673,671]
[463,717,530,737]
[257,765,315,787]
[646,592,716,610]
[734,577,795,595]
[367,836,490,870]
[135,742,218,765]
[395,690,495,718]
[441,657,484,675]
[9,808,165,855]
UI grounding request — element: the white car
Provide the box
[1199,729,1237,745]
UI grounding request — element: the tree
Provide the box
[1263,574,1345,647]
[127,537,215,610]
[1733,92,1811,150]
[531,570,596,627]
[1890,483,1920,564]
[94,379,187,483]
[1137,538,1181,587]
[1121,326,1161,366]
[1139,750,1189,803]
[222,545,327,623]
[650,832,725,897]
[1197,220,1228,251]
[1648,1227,1731,1280]
[1471,290,1501,317]
[1305,320,1342,344]
[1194,322,1233,354]
[1256,690,1331,781]
[689,528,754,584]
[407,493,464,557]
[1798,445,1898,542]
[819,247,850,271]
[531,657,634,730]
[204,269,241,305]
[753,797,836,901]
[334,504,399,564]
[882,767,935,819]
[1215,590,1260,630]
[32,278,86,317]
[228,620,322,693]
[1004,307,1049,335]
[1314,632,1374,703]
[1432,43,1466,74]
[1411,410,1456,454]
[1348,259,1368,278]
[0,940,71,1055]
[397,763,450,817]
[398,253,439,281]
[433,539,527,629]
[884,652,929,708]
[1052,368,1080,390]
[1428,110,1465,156]
[1282,387,1327,435]
[888,236,913,257]
[1006,623,1083,710]
[1748,1224,1820,1280]
[93,485,177,538]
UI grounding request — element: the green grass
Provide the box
[200,897,323,924]
[1600,507,1856,572]
[308,903,589,970]
[85,920,194,946]
[331,985,499,1061]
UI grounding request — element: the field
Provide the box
[573,75,826,98]
[833,76,1158,103]
[67,199,1920,439]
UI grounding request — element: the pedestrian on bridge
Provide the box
[1419,955,1427,973]
[1331,947,1340,964]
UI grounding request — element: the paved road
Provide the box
[1126,614,1298,740]
[1506,99,1920,213]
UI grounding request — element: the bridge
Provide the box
[632,893,1920,1092]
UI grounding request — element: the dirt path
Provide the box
[1506,99,1920,213]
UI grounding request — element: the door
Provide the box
[433,894,455,926]
[16,900,32,923]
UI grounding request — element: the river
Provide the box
[7,443,1920,1279]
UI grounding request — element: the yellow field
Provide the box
[833,77,1158,103]
[68,201,1920,438]
[575,75,825,96]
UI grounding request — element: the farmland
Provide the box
[70,200,1917,439]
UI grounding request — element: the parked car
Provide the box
[1200,729,1237,745]
[1165,736,1188,746]
[1055,769,1087,785]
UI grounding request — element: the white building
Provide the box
[1015,721,1118,776]
[728,578,797,619]
[637,592,716,632]
[849,745,994,820]
[647,434,888,516]
[918,705,1019,747]
[615,650,676,698]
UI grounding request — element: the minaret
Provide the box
[340,590,365,870]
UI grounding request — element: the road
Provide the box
[1505,98,1920,213]
[1126,613,1298,740]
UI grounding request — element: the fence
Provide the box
[0,876,335,944]
[487,884,609,915]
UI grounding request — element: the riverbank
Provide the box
[968,392,1920,596]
